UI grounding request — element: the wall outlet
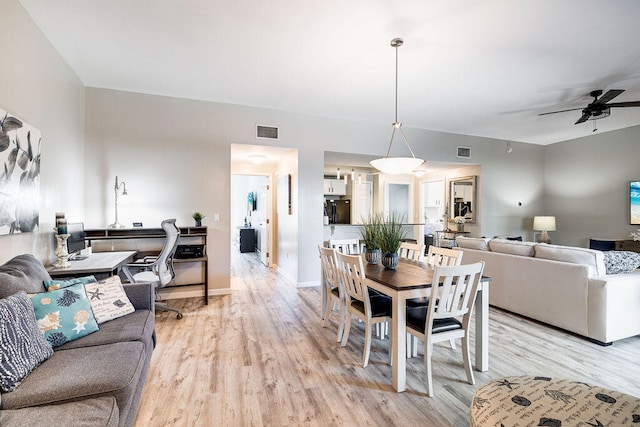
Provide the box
[213,213,220,222]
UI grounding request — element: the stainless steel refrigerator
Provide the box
[325,199,351,224]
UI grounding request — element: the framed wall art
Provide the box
[0,108,41,235]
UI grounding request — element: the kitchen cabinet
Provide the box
[323,178,347,196]
[424,180,444,207]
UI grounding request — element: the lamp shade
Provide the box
[533,216,556,231]
[369,157,424,175]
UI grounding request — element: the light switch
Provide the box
[213,213,220,222]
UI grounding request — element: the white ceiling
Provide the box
[18,0,640,145]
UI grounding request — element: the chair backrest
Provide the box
[329,239,360,255]
[334,252,369,309]
[426,245,463,267]
[428,262,485,326]
[398,242,425,262]
[318,245,341,292]
[156,218,181,287]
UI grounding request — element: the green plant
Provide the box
[359,212,384,250]
[378,212,408,254]
[192,212,205,221]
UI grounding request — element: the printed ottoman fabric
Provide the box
[471,375,640,426]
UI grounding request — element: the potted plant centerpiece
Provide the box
[379,212,408,269]
[359,212,383,264]
[192,212,205,227]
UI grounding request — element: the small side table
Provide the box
[434,230,470,248]
[471,375,640,427]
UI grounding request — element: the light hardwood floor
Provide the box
[135,250,640,426]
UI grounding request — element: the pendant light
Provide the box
[370,38,424,175]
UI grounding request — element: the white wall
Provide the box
[0,0,85,264]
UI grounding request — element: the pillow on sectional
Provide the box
[29,283,99,348]
[84,275,135,324]
[43,275,97,291]
[455,236,491,251]
[0,291,53,392]
[603,251,640,274]
[489,239,536,257]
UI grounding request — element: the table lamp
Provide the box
[533,216,556,244]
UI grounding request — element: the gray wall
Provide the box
[545,124,640,247]
[0,0,85,264]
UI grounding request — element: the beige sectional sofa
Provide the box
[455,237,640,345]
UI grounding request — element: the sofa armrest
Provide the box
[123,282,155,312]
[588,271,640,343]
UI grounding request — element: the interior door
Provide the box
[259,177,271,266]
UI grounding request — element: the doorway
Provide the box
[231,174,271,266]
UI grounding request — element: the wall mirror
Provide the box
[449,176,477,224]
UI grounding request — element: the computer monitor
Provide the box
[67,222,86,258]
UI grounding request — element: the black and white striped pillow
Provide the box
[0,291,53,392]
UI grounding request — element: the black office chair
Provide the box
[122,218,183,319]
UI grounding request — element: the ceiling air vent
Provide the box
[256,125,279,140]
[457,146,471,159]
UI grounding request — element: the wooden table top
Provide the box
[364,259,434,291]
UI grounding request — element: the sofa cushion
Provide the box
[29,283,99,348]
[56,309,155,351]
[0,254,49,299]
[489,238,536,257]
[43,275,96,291]
[534,244,606,276]
[0,291,53,392]
[456,236,491,250]
[603,251,640,274]
[0,341,146,418]
[85,276,135,324]
[0,396,119,427]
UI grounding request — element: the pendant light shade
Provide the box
[370,38,424,175]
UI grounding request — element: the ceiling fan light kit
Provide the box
[539,89,640,125]
[370,38,424,175]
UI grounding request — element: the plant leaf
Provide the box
[0,115,23,132]
[0,132,9,151]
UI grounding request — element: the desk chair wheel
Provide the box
[176,313,183,319]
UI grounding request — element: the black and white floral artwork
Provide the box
[0,108,41,235]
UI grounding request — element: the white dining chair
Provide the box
[318,245,346,342]
[397,241,425,262]
[329,239,361,255]
[335,251,392,368]
[406,261,485,396]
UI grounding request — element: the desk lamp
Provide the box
[108,176,128,229]
[533,216,556,244]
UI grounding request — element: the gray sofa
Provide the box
[455,237,640,345]
[0,254,155,427]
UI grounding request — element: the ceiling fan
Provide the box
[539,89,640,124]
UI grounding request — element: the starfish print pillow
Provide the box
[29,283,99,347]
[84,275,135,324]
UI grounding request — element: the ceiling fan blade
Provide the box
[539,107,584,116]
[575,110,592,124]
[595,89,624,104]
[604,101,640,108]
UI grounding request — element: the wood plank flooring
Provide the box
[135,250,640,426]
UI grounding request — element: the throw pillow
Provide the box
[84,275,135,324]
[0,291,53,392]
[29,283,99,348]
[43,275,97,291]
[603,251,640,274]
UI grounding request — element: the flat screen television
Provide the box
[67,222,86,258]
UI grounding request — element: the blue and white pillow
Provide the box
[603,251,640,274]
[0,291,53,392]
[43,275,96,291]
[30,283,99,347]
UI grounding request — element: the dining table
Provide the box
[363,258,490,393]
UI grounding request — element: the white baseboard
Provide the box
[297,280,320,288]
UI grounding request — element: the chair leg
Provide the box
[413,336,419,357]
[336,301,346,343]
[462,334,475,385]
[406,333,412,359]
[341,314,352,347]
[155,301,183,319]
[424,341,434,397]
[449,339,456,350]
[362,319,372,368]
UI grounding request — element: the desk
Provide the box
[364,259,489,392]
[48,251,137,278]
